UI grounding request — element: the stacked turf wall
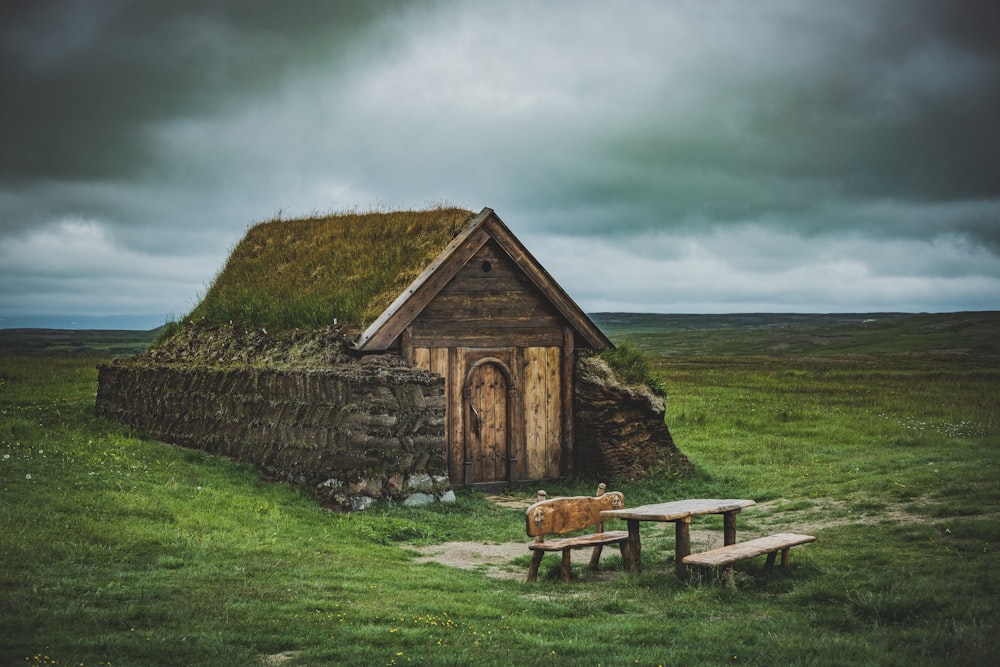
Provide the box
[96,363,450,510]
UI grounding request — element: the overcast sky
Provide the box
[2,0,999,329]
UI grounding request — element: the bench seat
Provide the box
[683,533,815,586]
[528,530,630,553]
[683,532,815,568]
[525,486,631,582]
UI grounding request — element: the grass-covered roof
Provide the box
[186,207,474,330]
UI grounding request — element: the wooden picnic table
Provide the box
[600,498,756,579]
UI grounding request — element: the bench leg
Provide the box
[527,550,544,582]
[781,547,791,570]
[764,551,777,571]
[588,544,604,570]
[723,566,736,590]
[561,549,572,583]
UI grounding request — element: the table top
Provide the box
[600,498,755,522]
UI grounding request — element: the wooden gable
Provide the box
[355,208,612,352]
[408,239,565,348]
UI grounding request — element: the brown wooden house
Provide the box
[356,208,612,487]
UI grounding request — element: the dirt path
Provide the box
[411,541,528,580]
[409,494,946,580]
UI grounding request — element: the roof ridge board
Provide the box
[355,208,493,349]
[478,213,612,350]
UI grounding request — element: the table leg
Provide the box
[722,509,742,586]
[723,509,741,546]
[626,519,642,572]
[674,516,692,579]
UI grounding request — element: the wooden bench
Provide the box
[525,484,632,582]
[683,532,815,587]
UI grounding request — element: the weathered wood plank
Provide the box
[682,533,816,568]
[450,242,521,277]
[448,347,465,484]
[400,328,414,363]
[409,328,564,349]
[410,316,564,337]
[417,290,561,317]
[429,347,449,378]
[411,346,430,370]
[527,530,630,551]
[544,345,561,479]
[440,276,529,293]
[525,493,626,537]
[560,326,574,476]
[523,347,547,480]
[602,499,756,522]
[510,347,526,481]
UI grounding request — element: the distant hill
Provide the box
[589,312,1000,356]
[0,315,167,330]
[0,328,160,357]
[591,312,913,332]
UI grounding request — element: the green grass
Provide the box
[186,207,472,330]
[592,311,1000,357]
[0,328,159,357]
[2,318,1000,665]
[600,343,666,395]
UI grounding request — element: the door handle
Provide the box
[469,402,481,436]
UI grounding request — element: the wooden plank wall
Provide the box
[403,240,571,484]
[522,346,562,480]
[409,343,563,482]
[407,241,564,348]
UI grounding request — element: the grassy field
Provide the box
[1,313,998,665]
[0,328,159,357]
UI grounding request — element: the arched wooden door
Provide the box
[463,360,511,484]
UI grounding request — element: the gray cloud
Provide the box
[1,0,998,325]
[0,1,401,178]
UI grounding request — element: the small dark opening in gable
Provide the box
[481,260,492,273]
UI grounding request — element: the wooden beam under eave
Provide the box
[356,223,492,351]
[561,325,575,477]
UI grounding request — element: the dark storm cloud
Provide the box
[0,1,401,182]
[1,0,998,322]
[515,1,1000,242]
[0,0,428,258]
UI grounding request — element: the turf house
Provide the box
[97,207,689,509]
